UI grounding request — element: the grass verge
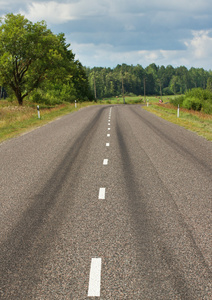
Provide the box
[0,100,96,143]
[98,95,144,104]
[142,102,212,141]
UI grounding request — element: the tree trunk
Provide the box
[10,83,23,105]
[14,87,23,105]
[17,94,23,105]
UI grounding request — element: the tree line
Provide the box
[85,64,212,99]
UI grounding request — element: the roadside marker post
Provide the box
[177,104,180,118]
[75,100,77,108]
[37,105,40,119]
[147,99,149,107]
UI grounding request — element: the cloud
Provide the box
[71,30,212,69]
[20,1,78,23]
[1,1,211,68]
[185,30,212,59]
[18,0,212,25]
[19,0,112,24]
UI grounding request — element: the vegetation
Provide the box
[0,99,97,143]
[170,88,212,114]
[143,102,212,141]
[86,64,212,99]
[0,13,92,105]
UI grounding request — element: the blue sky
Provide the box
[1,0,212,69]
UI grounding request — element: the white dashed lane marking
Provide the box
[88,258,102,297]
[87,107,111,297]
[103,159,108,165]
[98,188,106,199]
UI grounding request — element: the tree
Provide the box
[175,66,190,93]
[207,77,212,92]
[85,63,211,99]
[169,75,181,94]
[0,14,74,105]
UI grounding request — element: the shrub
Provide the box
[185,88,212,103]
[202,101,212,114]
[182,98,202,111]
[171,88,212,114]
[170,95,185,107]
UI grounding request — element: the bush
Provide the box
[202,101,212,114]
[170,89,212,114]
[185,88,212,103]
[182,98,202,111]
[170,95,185,107]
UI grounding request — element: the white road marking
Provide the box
[88,258,102,297]
[107,134,110,137]
[103,159,108,165]
[108,123,110,126]
[98,188,105,199]
[106,143,110,147]
[108,128,110,130]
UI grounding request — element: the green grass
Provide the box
[142,102,212,141]
[97,95,144,104]
[97,95,176,105]
[0,100,97,143]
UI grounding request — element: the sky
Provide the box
[1,0,212,70]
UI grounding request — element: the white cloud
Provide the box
[71,30,212,69]
[19,0,110,24]
[185,30,212,59]
[18,0,212,25]
[20,1,79,23]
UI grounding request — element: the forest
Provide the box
[85,64,212,99]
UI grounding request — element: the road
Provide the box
[0,105,211,299]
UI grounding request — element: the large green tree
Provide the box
[0,14,75,105]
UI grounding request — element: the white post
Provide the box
[147,99,149,107]
[177,104,180,118]
[75,100,77,108]
[37,105,40,119]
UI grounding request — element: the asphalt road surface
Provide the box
[0,105,211,299]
